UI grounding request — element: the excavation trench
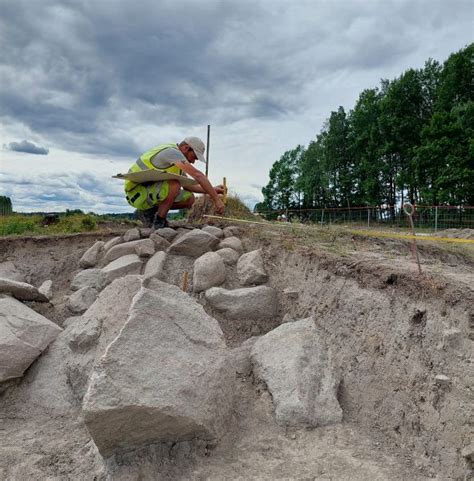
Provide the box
[0,229,472,480]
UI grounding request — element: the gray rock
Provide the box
[205,286,278,320]
[134,238,155,257]
[68,317,101,351]
[251,317,342,427]
[167,230,220,257]
[0,261,25,282]
[223,226,243,238]
[38,280,53,300]
[139,227,152,238]
[103,236,123,252]
[156,227,178,242]
[237,249,268,285]
[218,236,243,253]
[143,251,167,282]
[202,225,224,238]
[67,287,98,314]
[216,247,240,266]
[79,241,105,268]
[71,269,102,291]
[123,228,140,242]
[150,232,171,251]
[0,278,49,302]
[435,374,451,386]
[0,296,62,382]
[193,252,226,292]
[105,239,155,262]
[99,254,143,288]
[83,282,234,457]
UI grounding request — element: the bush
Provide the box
[81,215,97,231]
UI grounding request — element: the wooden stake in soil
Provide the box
[403,202,422,275]
[182,271,189,292]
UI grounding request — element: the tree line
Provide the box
[0,196,13,215]
[256,44,473,213]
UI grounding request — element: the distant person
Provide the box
[124,137,225,229]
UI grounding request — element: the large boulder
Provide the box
[38,280,53,301]
[99,254,142,288]
[143,251,167,282]
[251,317,342,427]
[0,278,49,302]
[149,232,171,251]
[193,252,226,292]
[237,249,268,286]
[201,225,224,238]
[71,269,102,291]
[223,226,243,238]
[104,239,155,263]
[0,296,62,382]
[123,228,140,242]
[67,287,98,314]
[218,236,243,253]
[103,236,123,252]
[216,247,240,266]
[167,230,220,257]
[204,286,278,320]
[83,281,233,457]
[155,227,178,242]
[79,241,104,268]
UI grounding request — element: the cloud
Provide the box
[4,140,49,155]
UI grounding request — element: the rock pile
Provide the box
[0,223,343,466]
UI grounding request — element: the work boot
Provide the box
[152,214,169,230]
[135,208,156,228]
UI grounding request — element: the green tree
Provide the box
[0,196,13,215]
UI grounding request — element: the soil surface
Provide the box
[0,223,473,480]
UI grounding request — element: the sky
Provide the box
[0,0,472,213]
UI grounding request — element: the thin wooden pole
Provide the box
[223,177,227,205]
[205,125,210,177]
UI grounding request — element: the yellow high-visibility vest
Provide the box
[124,143,183,192]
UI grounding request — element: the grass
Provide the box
[0,213,137,237]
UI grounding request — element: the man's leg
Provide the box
[170,193,195,210]
[156,180,181,218]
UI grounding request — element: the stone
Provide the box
[156,227,179,242]
[67,287,98,314]
[237,249,268,286]
[216,248,240,266]
[71,269,102,291]
[167,229,220,257]
[205,286,278,320]
[461,443,474,461]
[123,228,140,242]
[0,261,25,282]
[68,317,101,351]
[442,328,462,347]
[223,226,243,238]
[134,238,155,257]
[283,288,299,300]
[0,278,49,302]
[143,251,167,282]
[105,239,155,262]
[251,317,342,427]
[99,254,142,288]
[103,236,123,252]
[218,236,243,253]
[435,374,451,386]
[139,228,152,238]
[38,280,53,300]
[83,281,234,457]
[150,232,171,251]
[202,225,224,238]
[193,252,226,292]
[79,241,105,268]
[0,296,62,382]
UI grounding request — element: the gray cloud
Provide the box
[4,140,49,155]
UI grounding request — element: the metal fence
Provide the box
[256,205,474,232]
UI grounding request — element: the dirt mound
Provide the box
[187,194,254,223]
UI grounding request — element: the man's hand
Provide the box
[213,184,225,195]
[214,199,225,215]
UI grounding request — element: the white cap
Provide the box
[183,136,206,163]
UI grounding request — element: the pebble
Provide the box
[434,374,451,386]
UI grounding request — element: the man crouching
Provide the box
[124,137,225,229]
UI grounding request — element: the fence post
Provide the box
[321,209,324,225]
[434,206,438,233]
[367,208,370,228]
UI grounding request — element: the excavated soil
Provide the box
[0,224,473,480]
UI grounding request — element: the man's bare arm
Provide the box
[175,161,225,214]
